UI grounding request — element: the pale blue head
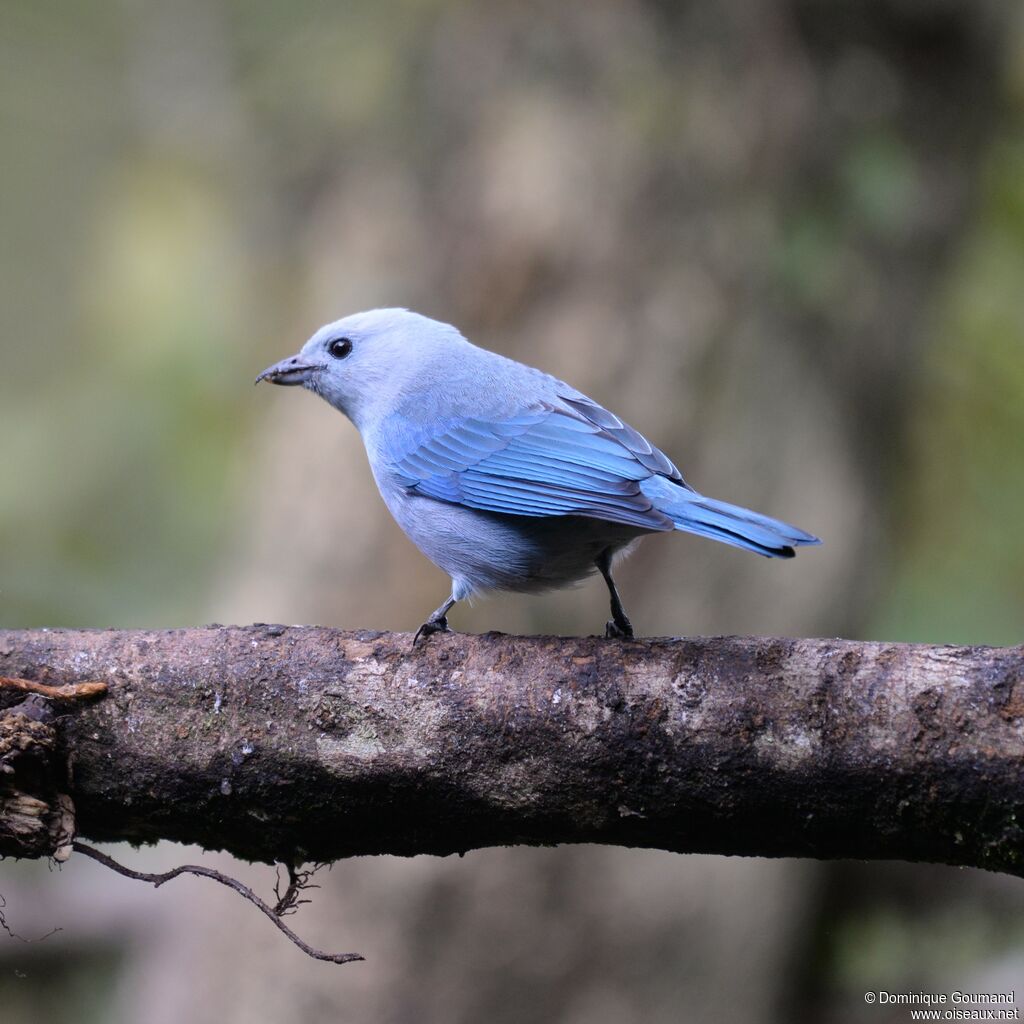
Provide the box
[256,308,465,426]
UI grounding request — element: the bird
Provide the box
[256,309,820,643]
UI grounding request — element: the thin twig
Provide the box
[0,677,107,701]
[273,862,321,917]
[0,893,61,943]
[72,842,362,965]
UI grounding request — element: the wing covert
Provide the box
[386,394,686,532]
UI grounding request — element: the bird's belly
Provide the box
[381,484,644,597]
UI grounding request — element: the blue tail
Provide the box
[643,478,821,558]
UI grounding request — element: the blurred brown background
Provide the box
[2,1,1023,1022]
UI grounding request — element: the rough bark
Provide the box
[1,627,1022,876]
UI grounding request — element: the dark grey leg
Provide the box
[596,549,634,639]
[414,593,456,646]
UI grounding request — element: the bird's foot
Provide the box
[605,617,634,640]
[413,615,451,647]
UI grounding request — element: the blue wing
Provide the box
[385,395,688,532]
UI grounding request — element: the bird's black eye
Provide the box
[328,337,353,359]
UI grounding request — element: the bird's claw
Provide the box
[413,615,451,647]
[604,618,634,640]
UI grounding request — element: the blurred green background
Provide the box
[1,1,1023,1022]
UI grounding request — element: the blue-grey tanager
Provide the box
[256,309,820,642]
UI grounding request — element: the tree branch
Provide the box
[1,626,1023,876]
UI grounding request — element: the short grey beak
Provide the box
[255,355,321,386]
